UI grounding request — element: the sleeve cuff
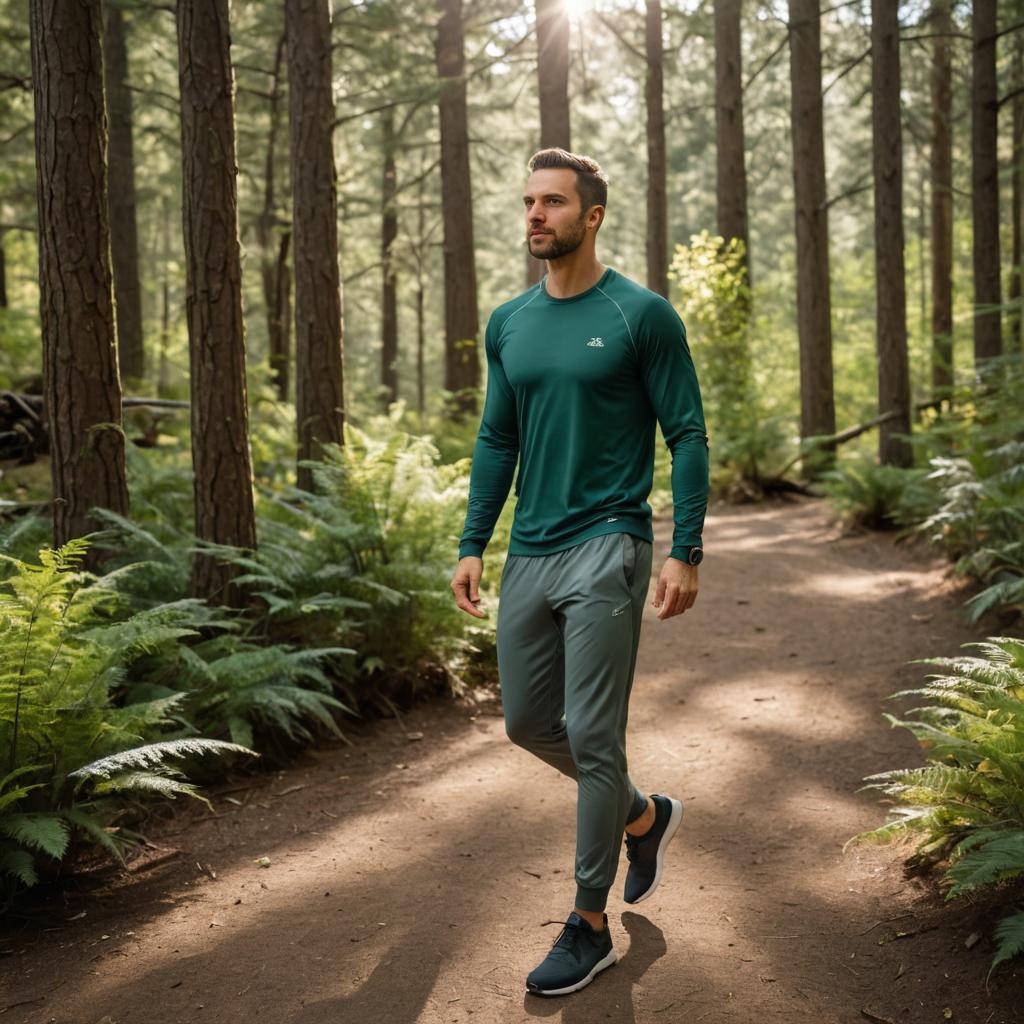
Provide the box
[670,544,701,563]
[458,541,486,559]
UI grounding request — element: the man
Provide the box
[450,148,709,996]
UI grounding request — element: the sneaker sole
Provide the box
[625,797,684,905]
[526,947,618,996]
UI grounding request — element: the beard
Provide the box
[527,212,587,260]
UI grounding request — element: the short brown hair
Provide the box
[527,148,608,214]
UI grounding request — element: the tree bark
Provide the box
[971,0,1001,364]
[175,0,258,604]
[258,31,291,402]
[930,0,954,398]
[381,105,399,410]
[436,0,479,421]
[715,0,751,288]
[536,0,570,149]
[871,0,912,467]
[158,194,171,398]
[645,0,668,298]
[1010,22,1023,354]
[286,0,346,491]
[29,0,129,567]
[526,0,572,286]
[102,2,145,384]
[415,145,428,422]
[787,0,835,475]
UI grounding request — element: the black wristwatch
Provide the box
[680,546,703,566]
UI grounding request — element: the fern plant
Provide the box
[847,636,1024,976]
[0,539,257,904]
[210,414,486,706]
[819,457,933,532]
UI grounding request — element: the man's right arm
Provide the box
[457,314,519,560]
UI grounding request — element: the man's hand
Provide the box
[652,558,698,620]
[451,555,486,618]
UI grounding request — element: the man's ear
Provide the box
[588,205,605,231]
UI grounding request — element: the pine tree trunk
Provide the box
[787,0,835,476]
[971,0,1001,364]
[102,3,144,384]
[536,0,570,149]
[176,0,258,604]
[1009,24,1023,354]
[715,0,751,289]
[528,0,571,286]
[259,31,291,402]
[158,195,171,399]
[645,0,668,299]
[415,148,428,422]
[871,0,912,467]
[286,0,346,491]
[436,0,480,421]
[930,0,954,398]
[381,106,399,410]
[29,0,129,568]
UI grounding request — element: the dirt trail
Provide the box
[3,497,1021,1024]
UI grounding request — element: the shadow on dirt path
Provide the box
[2,497,1021,1023]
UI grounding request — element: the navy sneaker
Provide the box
[623,793,684,904]
[525,911,617,996]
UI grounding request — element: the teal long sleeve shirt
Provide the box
[458,266,710,562]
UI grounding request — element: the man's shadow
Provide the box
[524,911,667,1022]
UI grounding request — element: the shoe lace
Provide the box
[547,919,584,961]
[624,832,641,863]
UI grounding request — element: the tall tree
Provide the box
[527,0,571,285]
[287,0,345,492]
[380,105,399,409]
[29,0,129,565]
[1009,20,1023,354]
[102,2,144,383]
[871,0,912,467]
[788,0,835,474]
[535,0,570,150]
[436,0,479,420]
[971,0,1001,363]
[176,0,258,603]
[714,0,751,288]
[257,30,292,402]
[645,0,668,298]
[930,0,954,398]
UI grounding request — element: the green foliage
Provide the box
[671,232,767,489]
[0,539,257,904]
[847,637,1024,975]
[226,409,483,703]
[821,355,1024,621]
[819,458,934,531]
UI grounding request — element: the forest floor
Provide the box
[2,495,1023,1024]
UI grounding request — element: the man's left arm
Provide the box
[636,298,710,618]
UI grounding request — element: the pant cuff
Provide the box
[626,790,649,825]
[575,884,610,912]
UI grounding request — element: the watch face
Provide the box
[688,548,704,566]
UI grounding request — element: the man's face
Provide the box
[523,167,600,261]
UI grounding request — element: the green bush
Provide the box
[819,458,934,532]
[670,231,768,491]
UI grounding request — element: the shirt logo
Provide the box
[587,337,604,347]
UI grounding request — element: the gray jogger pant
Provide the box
[495,531,654,912]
